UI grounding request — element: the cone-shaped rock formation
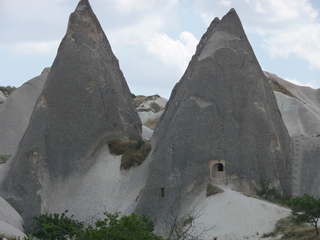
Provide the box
[0,0,141,229]
[136,9,291,228]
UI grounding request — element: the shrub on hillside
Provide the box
[78,212,161,240]
[32,210,83,240]
[108,139,151,170]
[0,154,11,163]
[23,212,161,240]
[149,102,162,113]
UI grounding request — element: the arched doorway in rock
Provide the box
[209,160,227,184]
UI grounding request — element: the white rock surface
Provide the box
[265,71,320,137]
[138,110,164,125]
[142,125,153,140]
[0,221,26,239]
[192,185,290,240]
[0,196,24,231]
[44,145,151,223]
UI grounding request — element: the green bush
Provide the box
[108,139,151,170]
[32,210,83,240]
[288,194,320,236]
[26,212,161,240]
[78,212,161,240]
[0,154,11,163]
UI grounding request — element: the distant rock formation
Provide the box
[0,91,6,104]
[0,0,141,230]
[265,72,320,197]
[137,9,291,228]
[0,68,48,155]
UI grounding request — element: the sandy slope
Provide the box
[192,185,290,240]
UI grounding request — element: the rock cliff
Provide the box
[0,0,141,230]
[136,9,292,228]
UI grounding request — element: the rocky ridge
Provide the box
[265,72,320,197]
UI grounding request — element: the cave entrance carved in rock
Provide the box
[209,160,227,184]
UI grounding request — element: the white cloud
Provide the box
[146,31,198,72]
[194,0,320,70]
[284,77,305,87]
[264,24,320,69]
[285,77,320,89]
[219,0,232,6]
[109,0,179,13]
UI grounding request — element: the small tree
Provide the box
[289,194,320,236]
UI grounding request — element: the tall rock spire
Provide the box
[137,9,291,228]
[0,0,141,229]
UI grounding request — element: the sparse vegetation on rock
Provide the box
[133,95,147,108]
[108,139,151,170]
[258,179,282,202]
[0,154,11,163]
[268,76,298,100]
[149,102,162,113]
[262,215,320,239]
[144,118,160,130]
[206,183,223,197]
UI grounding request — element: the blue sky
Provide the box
[1,0,320,99]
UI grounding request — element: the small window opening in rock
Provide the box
[218,163,224,172]
[160,187,165,197]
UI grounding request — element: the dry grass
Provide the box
[269,77,301,102]
[144,118,160,130]
[262,215,320,240]
[133,95,147,107]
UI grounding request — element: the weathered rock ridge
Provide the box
[0,0,141,229]
[0,68,49,155]
[136,9,292,227]
[265,72,320,197]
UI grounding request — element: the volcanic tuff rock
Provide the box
[136,9,291,228]
[0,0,141,229]
[265,72,320,197]
[0,68,49,155]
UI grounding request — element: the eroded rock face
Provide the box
[0,68,48,155]
[265,72,320,197]
[0,0,141,229]
[137,9,291,227]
